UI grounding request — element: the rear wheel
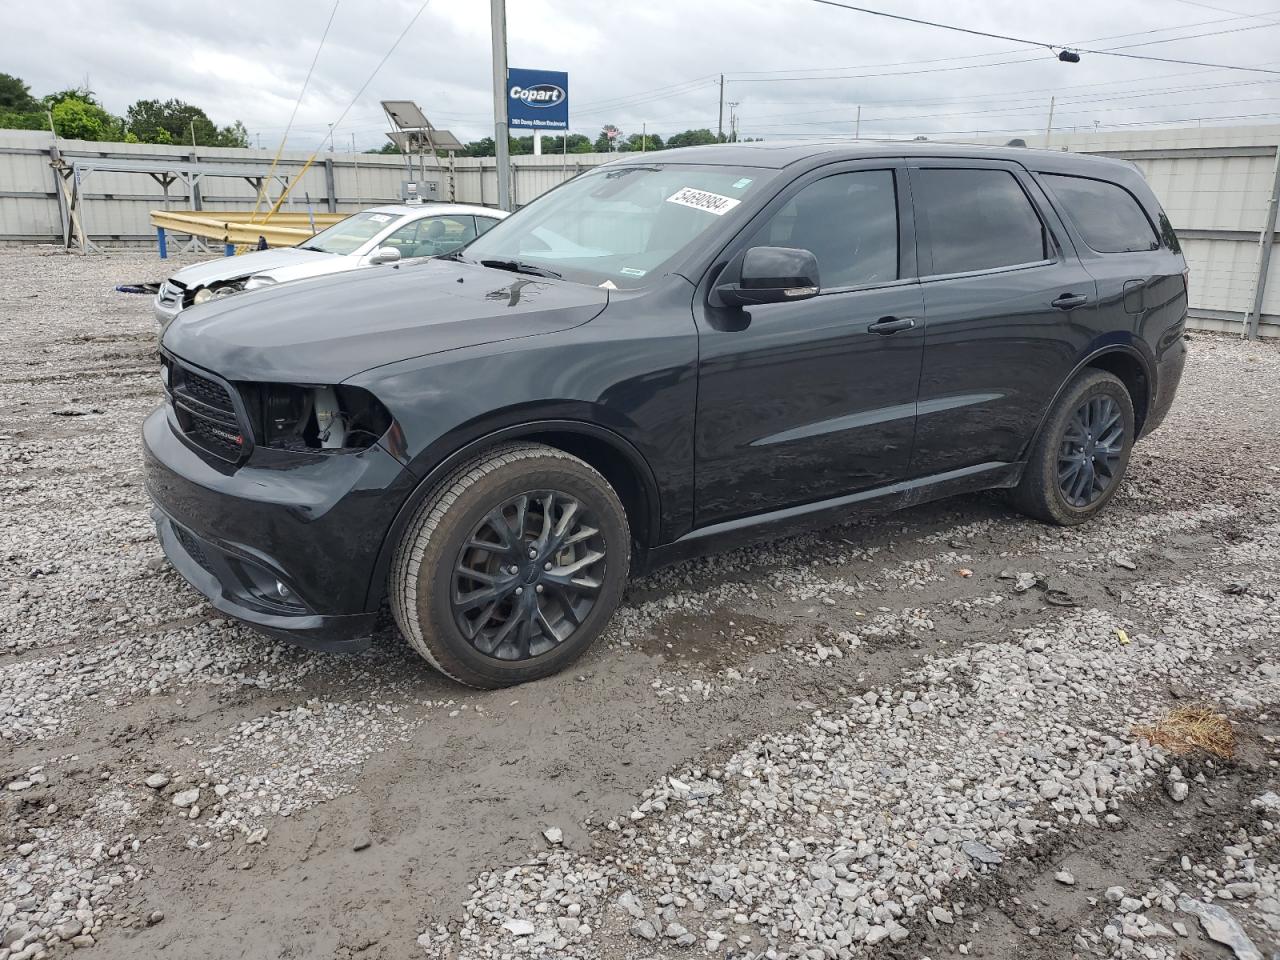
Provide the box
[1011,369,1135,526]
[390,443,630,688]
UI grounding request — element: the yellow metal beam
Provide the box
[149,210,348,249]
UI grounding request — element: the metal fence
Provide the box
[2,125,1279,336]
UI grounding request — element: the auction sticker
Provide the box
[666,187,740,216]
[368,214,392,223]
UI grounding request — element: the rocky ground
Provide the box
[0,247,1277,960]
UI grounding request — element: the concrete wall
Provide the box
[3,125,1279,335]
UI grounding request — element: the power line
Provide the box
[808,0,1280,75]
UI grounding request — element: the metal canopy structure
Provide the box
[51,153,295,254]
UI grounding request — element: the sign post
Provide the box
[489,0,510,211]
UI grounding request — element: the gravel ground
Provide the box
[0,247,1278,960]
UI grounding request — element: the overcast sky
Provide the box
[6,0,1280,151]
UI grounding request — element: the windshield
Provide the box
[459,164,774,288]
[298,211,401,256]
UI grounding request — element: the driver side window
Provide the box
[383,216,479,259]
[748,170,899,290]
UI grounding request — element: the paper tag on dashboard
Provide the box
[666,187,740,216]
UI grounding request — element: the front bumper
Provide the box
[143,405,416,652]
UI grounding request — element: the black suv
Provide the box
[145,141,1188,688]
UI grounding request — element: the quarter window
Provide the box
[916,168,1048,275]
[747,170,899,289]
[1041,174,1159,253]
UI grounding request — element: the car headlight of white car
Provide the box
[192,281,247,305]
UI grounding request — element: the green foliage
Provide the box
[0,109,44,131]
[50,97,122,141]
[0,73,38,112]
[125,98,247,147]
[43,86,99,109]
[666,128,719,149]
[621,132,663,152]
[363,141,401,154]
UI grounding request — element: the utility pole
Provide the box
[718,74,725,142]
[855,105,861,139]
[728,102,739,143]
[1044,96,1055,149]
[642,122,647,152]
[490,0,511,210]
[190,120,197,148]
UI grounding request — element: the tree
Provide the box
[0,73,38,112]
[43,85,99,109]
[125,98,247,147]
[364,141,401,155]
[50,97,121,141]
[622,132,663,152]
[666,128,718,149]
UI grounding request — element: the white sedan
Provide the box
[154,203,508,329]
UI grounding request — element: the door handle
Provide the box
[1052,293,1089,310]
[867,316,917,335]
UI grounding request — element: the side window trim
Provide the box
[907,160,1067,281]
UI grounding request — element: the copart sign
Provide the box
[508,68,569,131]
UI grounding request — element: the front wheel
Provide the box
[390,443,630,688]
[1011,369,1135,526]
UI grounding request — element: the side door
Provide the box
[693,162,925,525]
[1034,171,1186,353]
[907,160,1100,478]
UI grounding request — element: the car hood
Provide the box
[162,258,609,383]
[169,247,333,287]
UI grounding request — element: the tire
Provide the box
[389,443,630,689]
[1011,369,1135,526]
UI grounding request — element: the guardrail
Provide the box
[149,210,350,257]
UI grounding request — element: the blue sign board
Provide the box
[507,67,568,131]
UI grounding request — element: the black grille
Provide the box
[172,523,213,573]
[183,369,236,415]
[164,356,249,463]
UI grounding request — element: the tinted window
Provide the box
[1042,174,1159,253]
[916,168,1048,275]
[748,170,898,288]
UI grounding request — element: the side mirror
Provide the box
[714,246,820,307]
[369,246,401,265]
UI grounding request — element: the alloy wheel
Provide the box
[450,490,606,661]
[1057,395,1125,508]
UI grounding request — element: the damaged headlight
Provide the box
[239,383,394,453]
[191,281,246,305]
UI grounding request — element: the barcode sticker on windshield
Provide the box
[666,187,740,216]
[368,214,392,223]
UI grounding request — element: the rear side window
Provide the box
[915,168,1048,275]
[1041,174,1158,253]
[747,169,899,289]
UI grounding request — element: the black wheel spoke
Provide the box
[450,488,608,663]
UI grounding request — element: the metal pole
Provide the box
[855,105,861,138]
[1244,142,1280,340]
[490,0,511,211]
[718,74,724,142]
[1044,96,1056,149]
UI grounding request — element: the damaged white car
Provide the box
[153,203,506,330]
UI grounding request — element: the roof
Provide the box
[361,202,506,217]
[607,139,1135,175]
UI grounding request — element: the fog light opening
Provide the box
[275,580,293,600]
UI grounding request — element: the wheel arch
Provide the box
[1021,343,1154,463]
[363,419,661,612]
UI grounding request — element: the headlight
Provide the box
[239,383,394,453]
[191,282,245,305]
[192,287,215,305]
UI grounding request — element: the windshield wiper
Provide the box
[479,258,562,280]
[297,244,330,253]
